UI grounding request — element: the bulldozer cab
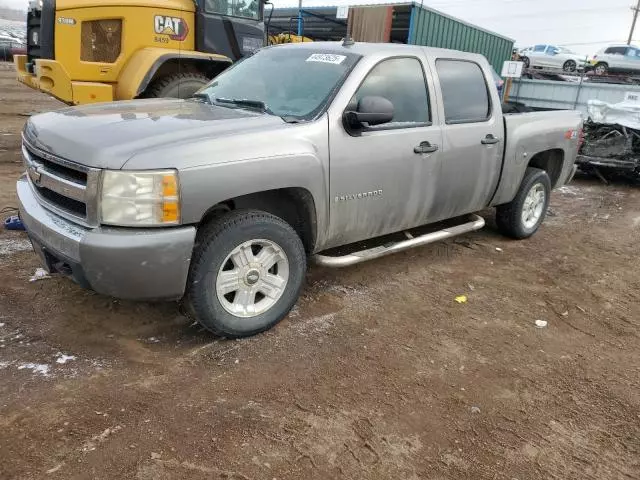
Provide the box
[195,0,265,61]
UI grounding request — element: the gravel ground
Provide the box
[0,65,639,480]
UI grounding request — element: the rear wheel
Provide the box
[563,60,577,72]
[145,72,208,99]
[594,62,608,76]
[184,210,306,338]
[496,167,551,239]
[522,56,530,68]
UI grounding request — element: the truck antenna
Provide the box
[342,34,354,47]
[342,8,354,46]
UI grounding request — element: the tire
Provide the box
[522,56,530,69]
[145,72,209,99]
[563,60,577,72]
[496,167,551,240]
[594,62,608,76]
[184,210,307,338]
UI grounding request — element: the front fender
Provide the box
[179,153,327,240]
[123,119,331,249]
[115,47,231,100]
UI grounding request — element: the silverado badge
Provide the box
[334,190,383,203]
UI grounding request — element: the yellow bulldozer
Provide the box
[15,0,267,104]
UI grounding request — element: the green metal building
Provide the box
[270,2,514,72]
[408,4,513,72]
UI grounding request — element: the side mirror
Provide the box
[344,96,394,130]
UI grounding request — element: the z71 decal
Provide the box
[154,15,188,42]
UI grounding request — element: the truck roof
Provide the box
[269,41,488,63]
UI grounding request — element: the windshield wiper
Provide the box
[214,97,268,112]
[191,92,213,104]
[213,97,304,123]
[281,116,304,124]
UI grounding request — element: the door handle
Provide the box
[414,141,439,154]
[481,134,500,145]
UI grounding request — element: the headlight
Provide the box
[100,170,180,226]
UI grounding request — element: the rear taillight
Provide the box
[578,128,585,148]
[565,129,583,146]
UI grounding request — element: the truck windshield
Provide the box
[204,0,261,20]
[197,47,361,120]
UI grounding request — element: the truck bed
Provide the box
[490,109,583,206]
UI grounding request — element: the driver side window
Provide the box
[350,57,430,127]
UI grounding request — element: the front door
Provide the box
[326,56,442,248]
[428,57,503,221]
[623,47,640,72]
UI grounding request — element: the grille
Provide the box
[22,137,100,226]
[81,19,122,63]
[35,186,87,217]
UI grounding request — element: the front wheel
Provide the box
[184,210,307,338]
[496,168,551,239]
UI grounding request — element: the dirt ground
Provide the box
[0,64,639,480]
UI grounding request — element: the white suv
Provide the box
[589,45,640,75]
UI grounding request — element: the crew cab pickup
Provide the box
[17,42,582,337]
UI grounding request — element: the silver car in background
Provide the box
[520,44,587,72]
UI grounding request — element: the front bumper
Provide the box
[17,176,196,300]
[14,55,114,105]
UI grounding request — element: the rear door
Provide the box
[529,45,547,67]
[604,46,627,71]
[326,55,443,247]
[426,56,503,221]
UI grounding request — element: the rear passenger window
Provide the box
[436,59,491,124]
[605,47,626,55]
[351,57,430,127]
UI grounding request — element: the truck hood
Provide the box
[25,99,285,169]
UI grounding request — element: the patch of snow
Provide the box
[292,313,336,335]
[55,353,76,364]
[0,237,32,256]
[17,363,50,376]
[558,185,580,196]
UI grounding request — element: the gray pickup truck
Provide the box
[17,42,582,337]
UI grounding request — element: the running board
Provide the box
[312,214,485,268]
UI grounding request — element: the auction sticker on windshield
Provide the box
[306,54,347,65]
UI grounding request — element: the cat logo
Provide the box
[154,15,188,41]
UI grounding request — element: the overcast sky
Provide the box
[1,0,637,54]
